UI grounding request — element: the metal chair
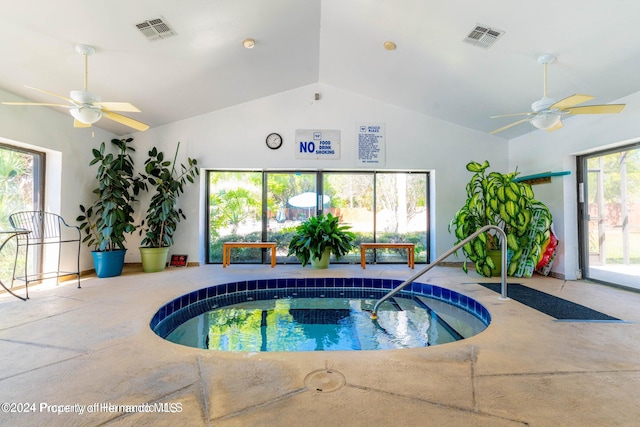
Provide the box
[8,211,81,297]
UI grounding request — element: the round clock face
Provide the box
[266,133,283,149]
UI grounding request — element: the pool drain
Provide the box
[304,369,346,393]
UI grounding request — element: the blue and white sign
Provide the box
[295,129,341,160]
[357,123,385,166]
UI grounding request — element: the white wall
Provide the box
[509,92,640,279]
[129,83,508,265]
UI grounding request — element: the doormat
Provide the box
[478,283,621,321]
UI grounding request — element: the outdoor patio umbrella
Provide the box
[288,192,330,216]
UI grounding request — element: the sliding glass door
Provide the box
[578,143,640,288]
[265,172,317,263]
[207,170,429,265]
[0,144,44,282]
[208,171,263,263]
[374,172,428,263]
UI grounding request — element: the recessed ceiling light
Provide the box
[383,41,396,51]
[243,38,255,49]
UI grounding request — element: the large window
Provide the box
[0,143,44,282]
[578,142,640,289]
[207,170,429,265]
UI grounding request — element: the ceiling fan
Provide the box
[490,54,625,135]
[1,44,149,131]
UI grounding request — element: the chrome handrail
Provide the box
[370,225,509,320]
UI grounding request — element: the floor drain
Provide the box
[304,369,346,393]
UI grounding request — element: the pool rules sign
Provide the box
[295,129,341,160]
[357,123,385,166]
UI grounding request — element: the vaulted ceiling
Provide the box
[1,0,640,139]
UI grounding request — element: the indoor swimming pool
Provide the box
[151,277,491,352]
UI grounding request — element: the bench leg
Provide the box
[270,246,275,268]
[361,248,366,269]
[222,245,228,267]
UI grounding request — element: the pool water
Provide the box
[166,293,487,351]
[151,278,491,352]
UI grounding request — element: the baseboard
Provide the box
[548,271,566,280]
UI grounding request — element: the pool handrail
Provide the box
[370,225,508,320]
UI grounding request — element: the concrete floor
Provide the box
[1,263,640,427]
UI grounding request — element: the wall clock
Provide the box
[266,132,283,150]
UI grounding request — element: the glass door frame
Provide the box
[206,169,430,265]
[0,142,45,281]
[577,141,640,288]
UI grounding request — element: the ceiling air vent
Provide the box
[463,24,504,49]
[135,17,177,41]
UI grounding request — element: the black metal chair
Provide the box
[8,211,81,297]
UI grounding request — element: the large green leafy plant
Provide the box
[139,142,199,248]
[287,213,356,266]
[77,138,146,251]
[449,160,552,277]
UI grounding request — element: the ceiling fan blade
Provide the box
[95,102,141,113]
[546,120,563,132]
[550,94,594,110]
[103,111,149,131]
[490,118,531,135]
[73,119,92,128]
[490,112,532,119]
[2,101,71,108]
[25,85,75,104]
[565,104,626,114]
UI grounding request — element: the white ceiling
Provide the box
[1,0,640,139]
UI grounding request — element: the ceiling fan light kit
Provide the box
[530,113,560,130]
[70,107,102,125]
[490,53,626,135]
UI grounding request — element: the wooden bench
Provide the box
[360,243,415,269]
[222,242,277,268]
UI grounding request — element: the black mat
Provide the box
[479,283,621,321]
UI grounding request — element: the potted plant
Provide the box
[77,138,146,278]
[138,142,199,272]
[448,160,552,277]
[287,213,356,268]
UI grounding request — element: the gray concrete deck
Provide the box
[1,264,640,426]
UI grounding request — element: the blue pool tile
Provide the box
[188,291,198,304]
[450,292,459,304]
[459,295,468,308]
[432,287,442,298]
